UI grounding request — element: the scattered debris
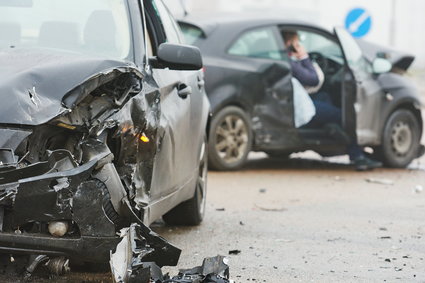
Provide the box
[110,224,231,283]
[334,176,344,181]
[228,250,241,255]
[239,221,245,226]
[259,188,267,193]
[167,256,231,283]
[365,178,395,186]
[413,185,423,194]
[254,204,287,212]
[379,227,388,231]
[385,259,391,262]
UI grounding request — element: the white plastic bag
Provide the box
[292,78,316,128]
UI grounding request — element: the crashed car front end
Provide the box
[0,52,229,283]
[0,49,184,271]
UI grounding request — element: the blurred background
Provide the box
[164,0,425,69]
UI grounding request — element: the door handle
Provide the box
[177,83,192,99]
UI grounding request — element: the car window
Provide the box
[179,23,204,45]
[297,30,343,63]
[228,27,285,61]
[151,0,182,44]
[0,0,132,60]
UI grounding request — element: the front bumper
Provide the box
[0,149,117,262]
[0,149,180,266]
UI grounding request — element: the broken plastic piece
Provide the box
[111,224,230,283]
[365,178,394,186]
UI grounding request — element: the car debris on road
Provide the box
[110,224,231,283]
[365,178,395,186]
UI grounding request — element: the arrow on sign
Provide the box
[348,11,371,34]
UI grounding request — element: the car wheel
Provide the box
[163,137,207,226]
[375,109,421,168]
[208,106,252,171]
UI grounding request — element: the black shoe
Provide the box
[352,156,383,171]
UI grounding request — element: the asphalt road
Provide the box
[2,153,424,283]
[153,152,425,282]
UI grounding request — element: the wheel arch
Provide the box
[207,99,251,136]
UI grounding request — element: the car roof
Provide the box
[178,12,331,37]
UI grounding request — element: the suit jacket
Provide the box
[289,57,319,87]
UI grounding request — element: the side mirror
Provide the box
[372,58,392,74]
[150,43,203,71]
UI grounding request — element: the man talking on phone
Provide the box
[282,30,382,171]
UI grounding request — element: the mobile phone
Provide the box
[288,44,297,53]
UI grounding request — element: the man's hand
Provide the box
[292,42,308,60]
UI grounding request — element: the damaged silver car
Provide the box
[0,0,211,279]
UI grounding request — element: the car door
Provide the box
[334,27,384,145]
[227,26,295,148]
[145,0,197,200]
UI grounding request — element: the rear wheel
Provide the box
[375,109,421,168]
[163,137,207,226]
[208,106,252,171]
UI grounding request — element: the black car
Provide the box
[179,14,424,171]
[0,0,209,274]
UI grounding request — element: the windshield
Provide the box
[0,0,132,60]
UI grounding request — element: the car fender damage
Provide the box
[251,62,298,148]
[0,61,221,281]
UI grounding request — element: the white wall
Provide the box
[165,0,425,69]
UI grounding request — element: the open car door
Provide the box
[334,27,384,146]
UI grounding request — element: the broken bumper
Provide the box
[0,149,180,266]
[0,149,116,262]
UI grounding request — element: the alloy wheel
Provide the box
[214,115,249,164]
[391,121,413,156]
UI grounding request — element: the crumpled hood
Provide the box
[0,48,136,126]
[357,39,415,71]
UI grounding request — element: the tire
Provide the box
[163,137,207,226]
[375,109,421,168]
[208,106,252,171]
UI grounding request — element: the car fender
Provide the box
[378,73,424,140]
[207,83,250,115]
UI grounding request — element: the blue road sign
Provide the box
[345,8,372,38]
